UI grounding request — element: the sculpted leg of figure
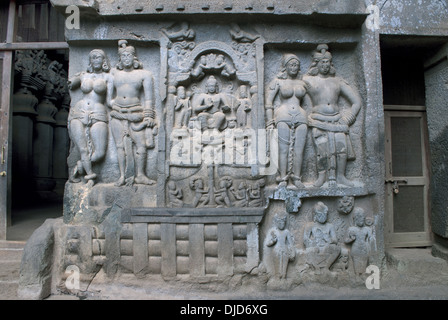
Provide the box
[132,130,155,185]
[291,124,307,188]
[213,112,227,131]
[312,128,328,187]
[335,133,354,187]
[70,119,96,181]
[325,244,341,270]
[90,122,108,163]
[327,132,337,188]
[276,122,290,187]
[336,154,354,187]
[110,118,127,186]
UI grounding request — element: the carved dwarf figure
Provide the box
[110,40,157,186]
[337,195,355,215]
[304,44,362,188]
[345,207,375,275]
[303,201,341,271]
[68,49,113,184]
[231,181,249,207]
[264,213,296,279]
[265,54,308,188]
[215,176,233,207]
[189,177,209,207]
[248,178,265,207]
[332,247,350,272]
[167,181,183,208]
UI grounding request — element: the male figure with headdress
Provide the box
[192,75,230,131]
[303,44,362,188]
[110,40,157,186]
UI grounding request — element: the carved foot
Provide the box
[70,161,83,183]
[134,175,155,185]
[291,175,305,188]
[276,175,289,188]
[86,179,95,188]
[84,173,97,181]
[278,181,288,188]
[114,176,126,187]
[313,171,326,188]
[125,176,135,187]
[337,176,354,187]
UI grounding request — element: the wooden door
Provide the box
[384,108,432,247]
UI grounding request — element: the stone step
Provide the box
[0,241,24,300]
[386,248,448,283]
[0,240,26,249]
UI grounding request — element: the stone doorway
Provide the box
[380,39,448,248]
[0,0,68,240]
[8,48,69,241]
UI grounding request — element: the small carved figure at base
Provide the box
[345,207,374,275]
[303,202,341,272]
[337,196,355,215]
[264,213,296,279]
[167,181,184,208]
[332,247,350,272]
[215,176,233,207]
[190,177,209,207]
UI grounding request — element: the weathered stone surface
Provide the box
[18,218,60,300]
[425,44,448,239]
[13,0,443,299]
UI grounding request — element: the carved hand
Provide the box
[206,98,213,108]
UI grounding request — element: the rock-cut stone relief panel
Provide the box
[67,40,158,187]
[109,40,158,187]
[163,23,264,209]
[265,44,364,191]
[262,198,377,280]
[68,49,113,185]
[265,53,309,189]
[304,44,362,188]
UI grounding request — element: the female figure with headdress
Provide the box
[110,40,157,186]
[303,44,362,188]
[68,49,113,184]
[265,54,308,188]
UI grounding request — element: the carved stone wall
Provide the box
[19,0,391,298]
